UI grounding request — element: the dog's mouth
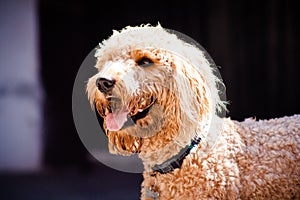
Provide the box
[95,96,155,131]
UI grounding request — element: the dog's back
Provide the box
[234,115,300,199]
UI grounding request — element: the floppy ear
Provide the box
[171,53,219,146]
[173,56,210,125]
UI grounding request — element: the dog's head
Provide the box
[87,25,226,157]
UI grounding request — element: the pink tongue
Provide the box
[106,109,129,131]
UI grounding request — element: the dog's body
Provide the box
[141,116,300,199]
[87,25,300,199]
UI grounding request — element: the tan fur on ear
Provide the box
[174,57,210,122]
[171,53,211,147]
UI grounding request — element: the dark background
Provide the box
[1,0,293,199]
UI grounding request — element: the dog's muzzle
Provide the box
[96,77,115,95]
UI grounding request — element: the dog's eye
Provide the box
[137,57,154,67]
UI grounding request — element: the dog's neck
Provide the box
[139,129,187,169]
[139,113,223,174]
[151,134,202,174]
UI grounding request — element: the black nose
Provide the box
[96,77,115,94]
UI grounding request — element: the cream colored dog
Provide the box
[87,25,300,199]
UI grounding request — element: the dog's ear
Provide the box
[168,55,213,146]
[173,56,210,124]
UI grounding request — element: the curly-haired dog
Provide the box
[87,25,300,199]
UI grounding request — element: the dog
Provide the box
[86,24,300,199]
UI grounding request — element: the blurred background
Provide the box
[0,0,299,199]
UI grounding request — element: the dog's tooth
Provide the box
[130,106,135,116]
[139,98,147,108]
[130,109,135,114]
[138,109,143,112]
[105,108,109,115]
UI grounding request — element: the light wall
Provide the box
[0,0,42,171]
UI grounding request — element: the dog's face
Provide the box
[94,49,174,131]
[87,25,225,156]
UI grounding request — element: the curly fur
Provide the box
[87,24,300,199]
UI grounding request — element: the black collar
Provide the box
[152,136,201,174]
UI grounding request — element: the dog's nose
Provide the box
[96,77,115,94]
